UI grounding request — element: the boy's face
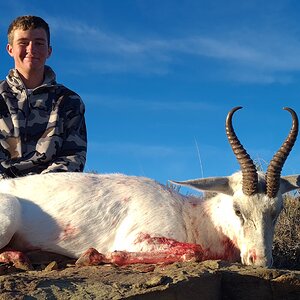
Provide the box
[6,27,52,76]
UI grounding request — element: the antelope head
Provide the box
[172,107,300,267]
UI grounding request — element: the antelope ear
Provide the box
[169,177,233,196]
[280,175,300,194]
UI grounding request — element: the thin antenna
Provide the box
[194,137,204,178]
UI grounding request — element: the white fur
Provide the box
[0,171,297,267]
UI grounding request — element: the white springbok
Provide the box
[0,107,299,269]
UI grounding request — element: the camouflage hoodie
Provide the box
[0,66,87,177]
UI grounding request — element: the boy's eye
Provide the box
[36,40,44,44]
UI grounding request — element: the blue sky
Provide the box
[1,0,300,186]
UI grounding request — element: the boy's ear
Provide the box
[6,44,14,57]
[47,46,52,58]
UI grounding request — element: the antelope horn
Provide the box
[266,107,298,198]
[226,106,258,196]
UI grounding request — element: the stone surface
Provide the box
[0,260,299,299]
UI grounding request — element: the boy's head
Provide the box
[8,15,50,46]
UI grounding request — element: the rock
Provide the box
[0,260,299,299]
[44,261,59,272]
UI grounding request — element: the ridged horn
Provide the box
[226,106,258,196]
[266,107,298,198]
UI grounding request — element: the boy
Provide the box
[0,15,87,178]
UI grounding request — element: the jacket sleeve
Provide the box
[41,94,87,173]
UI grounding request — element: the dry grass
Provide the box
[273,194,300,270]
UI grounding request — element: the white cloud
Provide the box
[88,141,184,157]
[49,17,300,82]
[82,94,219,112]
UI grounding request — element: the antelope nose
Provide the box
[249,254,255,264]
[248,249,257,265]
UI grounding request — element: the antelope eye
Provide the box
[234,206,244,225]
[235,209,242,217]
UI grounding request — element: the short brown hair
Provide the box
[7,15,50,46]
